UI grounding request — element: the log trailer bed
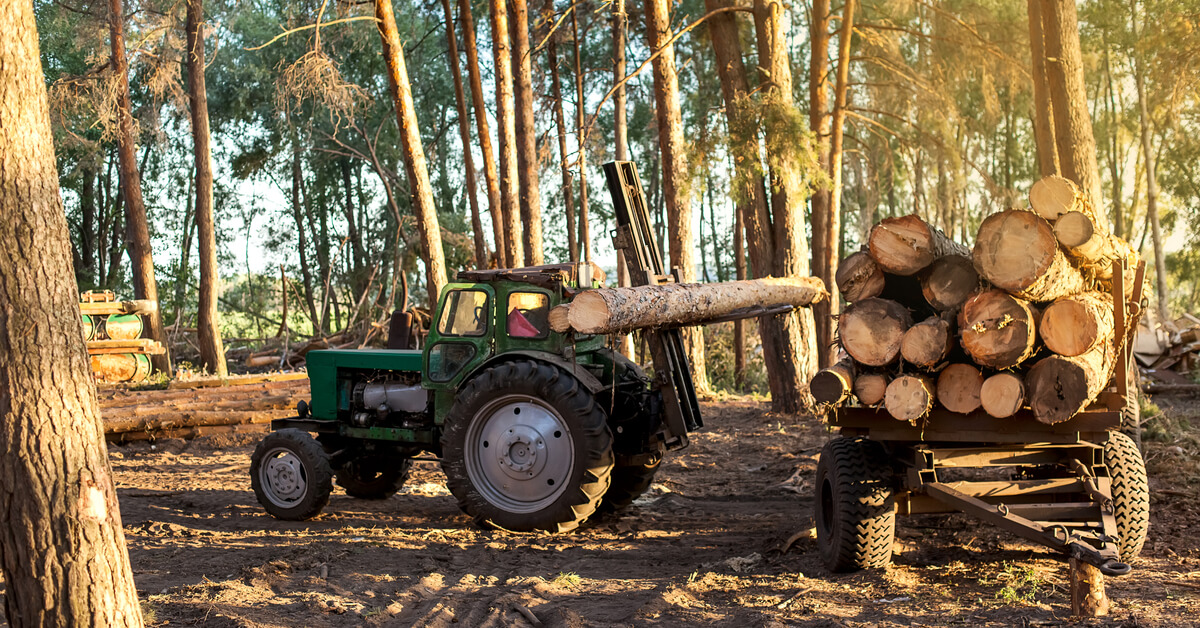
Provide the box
[816,262,1149,598]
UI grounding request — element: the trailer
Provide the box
[816,261,1149,615]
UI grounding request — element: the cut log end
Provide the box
[835,251,886,302]
[1026,356,1091,424]
[868,215,966,276]
[548,304,572,333]
[1029,175,1081,221]
[921,255,978,311]
[1069,557,1110,618]
[1053,210,1095,248]
[810,359,855,405]
[936,363,983,415]
[980,372,1025,418]
[885,375,935,422]
[839,298,913,367]
[1040,292,1112,357]
[853,373,889,406]
[901,316,953,369]
[959,290,1037,369]
[973,210,1059,294]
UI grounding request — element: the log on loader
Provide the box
[249,161,827,532]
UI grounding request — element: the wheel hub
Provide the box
[261,449,308,506]
[465,396,575,513]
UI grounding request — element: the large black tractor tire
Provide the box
[336,457,412,499]
[814,437,896,572]
[598,443,666,514]
[441,360,615,532]
[250,429,334,520]
[1104,431,1150,562]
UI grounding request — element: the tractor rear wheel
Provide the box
[814,437,896,572]
[250,429,333,520]
[441,360,614,532]
[336,456,412,499]
[1104,431,1150,562]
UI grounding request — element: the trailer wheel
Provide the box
[442,360,614,532]
[815,437,896,572]
[250,429,334,520]
[336,457,412,499]
[598,443,665,514]
[1104,431,1149,562]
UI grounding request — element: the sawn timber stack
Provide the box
[814,175,1146,426]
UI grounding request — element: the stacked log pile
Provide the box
[98,373,307,442]
[813,176,1141,425]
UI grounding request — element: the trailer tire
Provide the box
[598,443,665,514]
[815,437,896,572]
[250,429,334,521]
[442,360,614,532]
[1104,431,1149,562]
[336,457,412,499]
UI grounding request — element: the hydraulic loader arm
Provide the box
[603,160,702,450]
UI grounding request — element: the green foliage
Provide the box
[992,562,1047,605]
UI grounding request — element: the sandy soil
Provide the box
[28,395,1200,625]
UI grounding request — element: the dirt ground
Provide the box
[29,394,1200,625]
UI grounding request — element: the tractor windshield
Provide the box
[437,289,489,337]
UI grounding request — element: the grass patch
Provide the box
[550,572,582,589]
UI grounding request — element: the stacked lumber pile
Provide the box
[812,176,1141,425]
[98,373,307,442]
[1137,314,1200,392]
[81,291,164,383]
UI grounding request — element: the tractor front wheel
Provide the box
[336,456,412,499]
[250,429,334,520]
[441,360,614,532]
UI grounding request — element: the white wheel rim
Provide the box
[464,395,575,513]
[259,447,309,509]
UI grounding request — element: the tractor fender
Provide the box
[475,350,605,394]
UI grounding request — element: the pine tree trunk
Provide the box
[109,0,170,375]
[80,163,97,286]
[823,0,855,367]
[547,33,577,262]
[0,6,144,621]
[645,0,709,394]
[186,0,227,377]
[510,0,542,265]
[1042,0,1104,215]
[808,0,834,369]
[1133,46,1169,320]
[291,134,321,330]
[572,8,590,265]
[441,0,488,267]
[459,0,504,262]
[1027,0,1059,177]
[611,0,634,358]
[376,0,448,308]
[733,201,746,389]
[489,0,523,267]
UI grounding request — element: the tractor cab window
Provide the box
[506,292,549,339]
[437,290,489,337]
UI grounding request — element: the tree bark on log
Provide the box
[901,315,955,369]
[1041,291,1114,357]
[835,250,885,302]
[936,363,984,414]
[840,298,912,366]
[1054,210,1137,284]
[853,373,889,406]
[868,214,969,276]
[885,374,935,422]
[1026,333,1117,424]
[980,372,1025,418]
[960,289,1038,369]
[566,277,827,335]
[1069,557,1110,617]
[811,358,854,405]
[973,209,1086,302]
[920,255,978,311]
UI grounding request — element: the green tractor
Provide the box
[250,162,706,532]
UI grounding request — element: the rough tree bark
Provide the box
[489,0,523,267]
[823,0,855,367]
[376,0,448,307]
[1027,0,1059,177]
[441,0,488,267]
[611,0,634,358]
[547,29,577,262]
[510,0,542,265]
[645,0,710,394]
[109,0,170,375]
[572,7,590,264]
[1132,24,1169,320]
[0,4,144,622]
[186,0,227,377]
[808,0,833,368]
[459,0,504,260]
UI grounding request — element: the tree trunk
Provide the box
[186,0,227,377]
[376,0,448,308]
[1042,0,1104,215]
[291,134,321,330]
[920,255,978,311]
[80,163,97,286]
[868,214,969,276]
[110,0,170,375]
[839,298,912,366]
[645,0,709,394]
[959,289,1038,369]
[980,372,1026,418]
[572,7,590,265]
[1133,43,1169,320]
[490,0,523,267]
[510,0,542,265]
[811,358,855,405]
[459,0,504,261]
[973,209,1086,301]
[835,250,885,303]
[0,5,144,621]
[547,32,577,262]
[808,0,834,368]
[854,372,889,406]
[1041,291,1114,357]
[823,0,855,367]
[732,200,746,390]
[565,277,827,335]
[900,315,954,369]
[1027,0,1059,176]
[611,0,634,355]
[885,375,936,422]
[936,363,984,415]
[441,0,488,267]
[340,160,366,288]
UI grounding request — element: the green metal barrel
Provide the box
[103,313,144,340]
[90,353,152,383]
[82,314,96,341]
